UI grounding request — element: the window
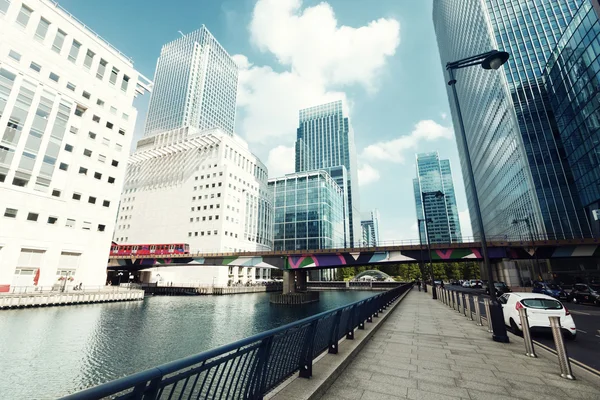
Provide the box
[88,196,96,204]
[110,106,117,115]
[66,82,76,91]
[106,121,113,129]
[78,167,87,175]
[83,148,92,157]
[0,0,10,14]
[109,67,119,85]
[64,144,73,152]
[59,163,68,171]
[82,91,91,99]
[202,216,206,221]
[47,216,57,224]
[94,172,102,180]
[115,144,123,152]
[68,40,81,63]
[102,137,110,146]
[96,58,107,79]
[29,62,41,72]
[88,131,96,140]
[108,176,115,184]
[96,99,104,107]
[4,208,17,218]
[82,221,91,230]
[111,160,118,167]
[118,128,125,136]
[122,113,129,121]
[92,115,100,123]
[102,200,110,207]
[52,29,66,53]
[83,49,95,69]
[8,50,21,61]
[98,224,105,232]
[16,4,32,27]
[49,72,59,82]
[121,75,130,91]
[35,18,50,40]
[51,189,61,197]
[65,219,75,228]
[72,193,81,200]
[27,212,38,222]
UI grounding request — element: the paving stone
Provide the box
[466,388,524,400]
[416,365,461,379]
[323,385,365,400]
[407,388,465,400]
[416,381,470,399]
[408,371,456,386]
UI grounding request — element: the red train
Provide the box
[110,243,190,256]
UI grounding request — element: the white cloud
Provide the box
[358,163,380,186]
[381,222,419,243]
[362,119,453,163]
[234,0,401,146]
[459,209,473,240]
[267,145,295,178]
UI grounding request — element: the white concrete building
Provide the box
[113,126,273,253]
[0,0,151,291]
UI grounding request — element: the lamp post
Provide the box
[513,217,541,282]
[446,49,510,343]
[117,271,123,286]
[417,218,430,293]
[422,191,445,300]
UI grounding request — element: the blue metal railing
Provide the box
[60,283,412,400]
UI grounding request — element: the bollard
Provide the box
[483,298,493,333]
[465,294,473,320]
[518,308,536,358]
[473,295,482,326]
[443,289,448,305]
[548,316,575,380]
[462,294,467,317]
[456,292,462,314]
[452,291,457,310]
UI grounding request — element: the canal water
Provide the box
[0,290,375,399]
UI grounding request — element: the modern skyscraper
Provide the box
[0,0,150,290]
[269,170,345,251]
[433,0,592,240]
[361,210,380,247]
[295,100,361,247]
[545,0,600,238]
[413,152,462,243]
[144,26,238,137]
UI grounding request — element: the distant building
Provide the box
[361,210,380,247]
[413,152,462,243]
[295,100,361,247]
[0,0,151,290]
[144,26,238,137]
[114,127,272,253]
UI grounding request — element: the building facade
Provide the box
[0,0,150,290]
[360,209,380,247]
[413,152,462,243]
[143,26,238,137]
[269,170,345,251]
[295,100,361,247]
[545,0,600,238]
[433,0,553,240]
[113,127,273,253]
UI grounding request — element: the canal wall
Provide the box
[143,284,283,296]
[0,289,144,309]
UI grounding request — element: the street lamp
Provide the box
[417,218,432,293]
[513,217,541,282]
[422,190,445,300]
[117,271,124,286]
[446,49,510,343]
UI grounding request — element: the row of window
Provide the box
[188,230,240,238]
[49,188,111,207]
[57,161,116,184]
[63,143,119,166]
[3,207,106,231]
[190,215,220,222]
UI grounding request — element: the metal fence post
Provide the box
[299,320,319,378]
[549,316,575,380]
[465,294,473,320]
[347,305,356,340]
[473,295,482,326]
[462,294,467,317]
[456,292,462,314]
[329,310,342,354]
[483,298,493,333]
[518,308,536,358]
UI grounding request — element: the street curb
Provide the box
[265,286,414,400]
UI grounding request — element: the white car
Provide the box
[462,281,472,288]
[498,292,576,339]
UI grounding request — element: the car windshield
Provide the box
[495,282,506,287]
[521,299,562,310]
[590,285,600,292]
[546,284,561,290]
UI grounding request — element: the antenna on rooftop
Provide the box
[178,30,185,37]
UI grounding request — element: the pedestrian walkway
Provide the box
[318,289,600,400]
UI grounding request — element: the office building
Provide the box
[295,100,361,247]
[269,170,345,251]
[361,210,380,247]
[433,0,592,240]
[545,0,600,238]
[144,26,238,137]
[114,127,272,253]
[0,0,151,291]
[413,152,462,243]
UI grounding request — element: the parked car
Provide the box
[469,280,482,289]
[498,293,576,339]
[532,282,568,302]
[568,284,600,305]
[462,280,471,288]
[485,281,512,296]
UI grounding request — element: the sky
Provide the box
[57,0,473,242]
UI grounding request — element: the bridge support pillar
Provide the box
[296,270,307,292]
[283,271,296,294]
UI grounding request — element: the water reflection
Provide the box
[0,290,374,399]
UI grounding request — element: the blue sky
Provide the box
[58,0,473,242]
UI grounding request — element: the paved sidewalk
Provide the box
[318,289,600,400]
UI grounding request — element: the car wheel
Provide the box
[510,318,521,335]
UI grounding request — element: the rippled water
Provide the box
[0,290,374,399]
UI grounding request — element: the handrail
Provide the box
[60,283,412,399]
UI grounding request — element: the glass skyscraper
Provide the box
[433,0,592,240]
[361,210,380,247]
[144,26,238,136]
[269,171,345,251]
[413,152,462,243]
[545,0,600,237]
[295,100,361,247]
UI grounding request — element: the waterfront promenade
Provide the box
[316,290,600,400]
